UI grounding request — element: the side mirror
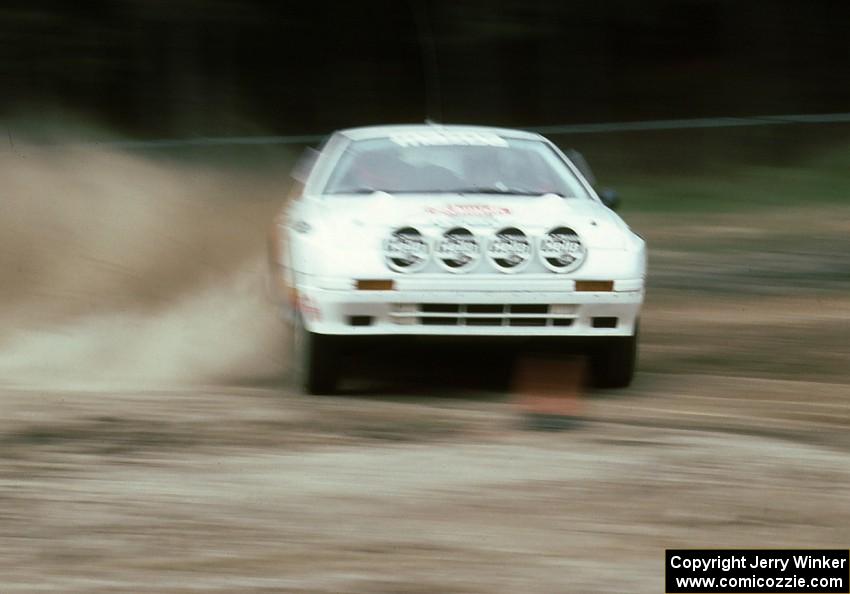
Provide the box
[598,188,620,210]
[564,149,597,186]
[291,147,320,184]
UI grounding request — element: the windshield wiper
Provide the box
[327,187,566,197]
[327,187,383,195]
[447,187,563,197]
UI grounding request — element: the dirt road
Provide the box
[1,371,849,593]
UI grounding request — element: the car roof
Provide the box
[337,123,545,142]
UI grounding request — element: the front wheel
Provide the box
[288,313,340,395]
[590,326,638,389]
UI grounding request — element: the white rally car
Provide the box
[270,124,646,394]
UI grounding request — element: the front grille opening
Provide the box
[509,304,548,314]
[592,317,618,328]
[400,303,579,329]
[422,317,458,326]
[467,304,503,314]
[421,304,459,313]
[466,317,502,326]
[509,318,548,327]
[348,315,374,327]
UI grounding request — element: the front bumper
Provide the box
[292,275,644,337]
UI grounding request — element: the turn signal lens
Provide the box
[575,280,614,292]
[356,279,396,291]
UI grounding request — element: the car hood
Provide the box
[308,192,630,249]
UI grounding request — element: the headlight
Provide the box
[384,227,429,272]
[539,226,586,272]
[435,227,480,273]
[487,227,532,272]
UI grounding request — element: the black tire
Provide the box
[289,314,339,395]
[590,326,638,389]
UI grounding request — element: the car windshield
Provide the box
[323,133,589,198]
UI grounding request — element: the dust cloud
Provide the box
[0,143,289,389]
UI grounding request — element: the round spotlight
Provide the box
[384,227,429,272]
[434,227,480,272]
[487,227,532,272]
[539,226,586,273]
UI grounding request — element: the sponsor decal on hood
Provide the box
[424,204,512,217]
